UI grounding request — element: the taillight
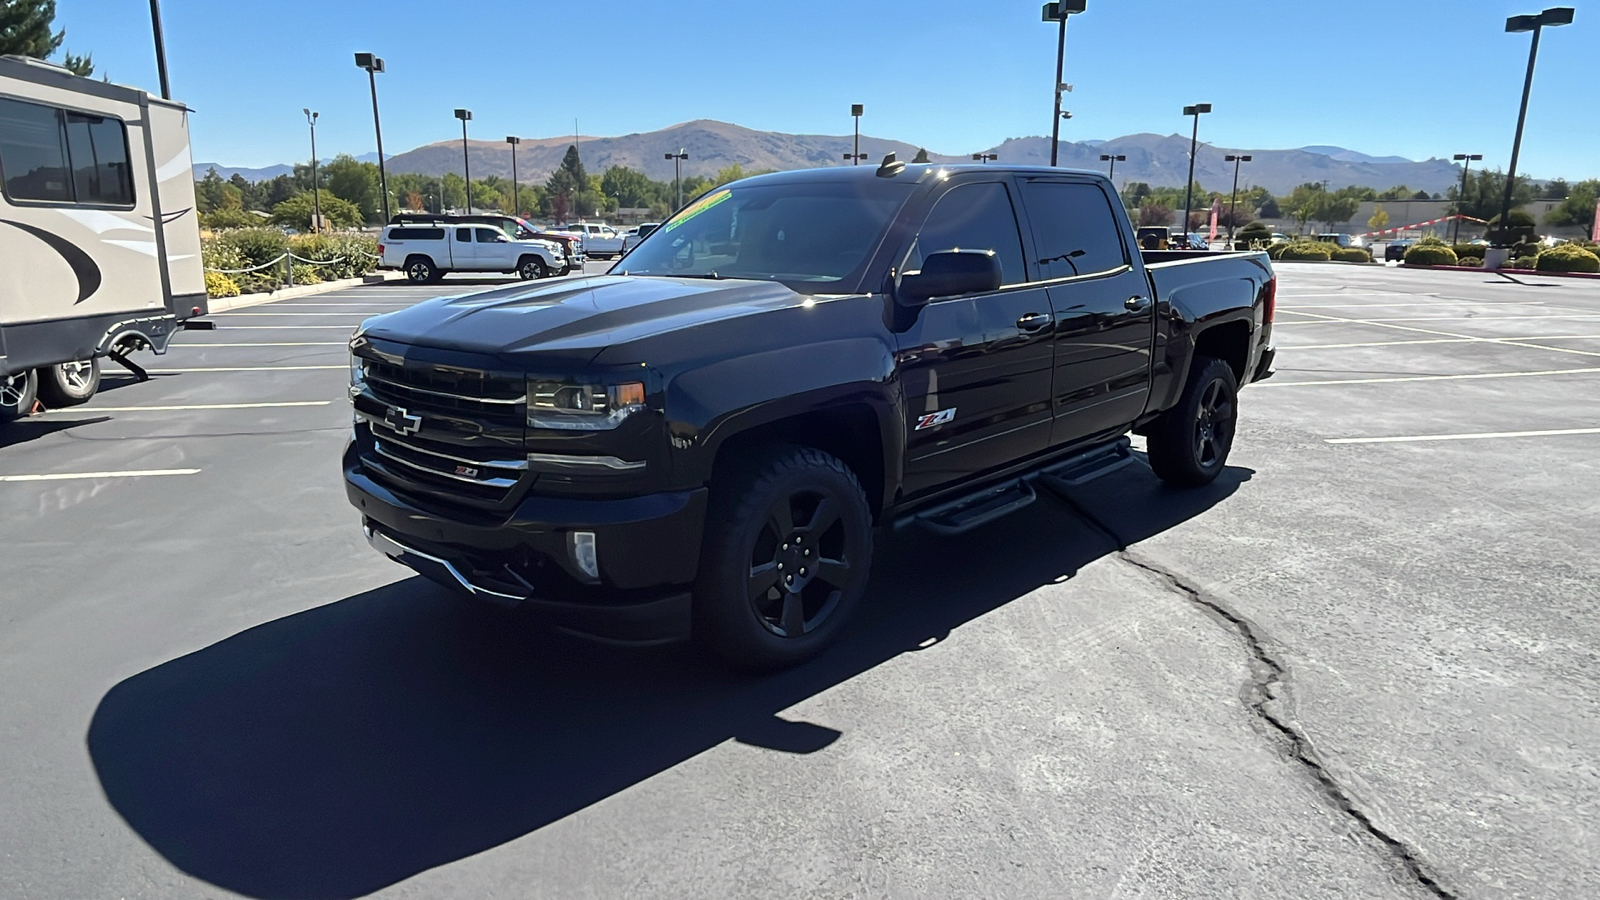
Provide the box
[377,244,385,255]
[1262,276,1277,325]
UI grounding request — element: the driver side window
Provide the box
[906,182,1027,288]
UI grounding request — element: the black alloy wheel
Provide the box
[405,258,437,284]
[696,446,873,669]
[519,258,548,280]
[1146,356,1239,488]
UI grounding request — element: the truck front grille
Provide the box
[364,360,525,429]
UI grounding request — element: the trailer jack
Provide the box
[108,347,149,382]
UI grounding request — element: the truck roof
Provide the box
[736,162,1111,188]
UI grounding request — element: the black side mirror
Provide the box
[898,250,1002,306]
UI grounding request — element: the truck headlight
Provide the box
[349,353,366,399]
[528,379,646,430]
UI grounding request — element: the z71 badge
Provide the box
[915,408,957,431]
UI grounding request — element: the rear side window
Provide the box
[387,227,443,241]
[907,182,1027,287]
[0,97,132,206]
[455,228,472,243]
[1019,181,1130,280]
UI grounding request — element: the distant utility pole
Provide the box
[1100,152,1125,181]
[844,105,867,164]
[1041,1,1085,166]
[355,53,390,223]
[507,136,522,218]
[665,150,689,210]
[454,108,473,213]
[1225,154,1252,244]
[303,109,321,230]
[1181,103,1211,238]
[1452,153,1482,244]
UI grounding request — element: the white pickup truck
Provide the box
[557,222,625,259]
[380,224,565,283]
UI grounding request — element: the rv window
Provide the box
[0,97,72,203]
[64,113,133,206]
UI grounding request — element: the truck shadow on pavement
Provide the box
[87,462,1251,900]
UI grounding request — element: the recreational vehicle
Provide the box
[0,55,206,421]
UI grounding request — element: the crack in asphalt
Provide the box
[1051,490,1461,900]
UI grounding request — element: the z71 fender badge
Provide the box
[915,408,957,431]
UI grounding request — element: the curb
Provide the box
[206,272,404,313]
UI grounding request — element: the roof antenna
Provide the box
[876,152,905,178]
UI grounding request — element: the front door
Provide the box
[895,179,1056,499]
[1014,177,1154,444]
[474,227,514,269]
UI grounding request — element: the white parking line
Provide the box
[0,469,201,483]
[1286,311,1600,360]
[1327,427,1600,445]
[165,342,348,347]
[1260,366,1600,387]
[216,312,380,317]
[147,365,346,373]
[217,325,362,330]
[50,401,333,412]
[1284,334,1600,351]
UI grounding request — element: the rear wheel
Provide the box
[0,369,38,422]
[405,257,438,284]
[695,446,873,669]
[37,359,100,407]
[1146,356,1238,488]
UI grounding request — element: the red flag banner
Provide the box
[1592,199,1599,243]
[1208,199,1220,243]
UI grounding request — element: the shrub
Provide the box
[1332,247,1372,263]
[289,233,379,281]
[1535,244,1600,273]
[203,230,286,295]
[218,228,288,269]
[1278,241,1334,261]
[201,208,261,230]
[1514,256,1540,270]
[1404,242,1459,266]
[204,271,240,298]
[289,264,323,286]
[1456,257,1483,268]
[1451,243,1482,259]
[1236,222,1273,248]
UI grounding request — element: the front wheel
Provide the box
[1,368,39,422]
[695,446,874,669]
[518,258,549,280]
[1146,356,1239,488]
[37,359,100,407]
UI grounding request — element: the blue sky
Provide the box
[55,0,1596,180]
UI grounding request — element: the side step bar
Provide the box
[898,438,1136,536]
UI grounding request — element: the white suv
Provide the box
[380,224,565,283]
[557,222,625,259]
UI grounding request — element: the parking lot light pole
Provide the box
[665,150,688,209]
[355,54,390,223]
[454,109,473,214]
[843,105,867,165]
[302,109,321,232]
[1182,103,1212,238]
[1225,154,1251,244]
[973,153,998,164]
[1041,2,1086,166]
[1099,153,1125,181]
[1497,8,1574,249]
[506,136,522,218]
[1452,153,1483,244]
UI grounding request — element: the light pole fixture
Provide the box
[665,150,689,210]
[1041,1,1086,166]
[844,104,867,164]
[973,153,998,164]
[1181,103,1212,238]
[1225,154,1252,244]
[454,108,473,214]
[1452,153,1483,244]
[148,0,171,99]
[302,109,321,232]
[1496,7,1574,248]
[506,136,522,217]
[1100,153,1125,181]
[355,53,391,223]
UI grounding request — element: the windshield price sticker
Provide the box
[663,189,733,233]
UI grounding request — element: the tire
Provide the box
[694,445,874,670]
[518,257,549,280]
[404,257,437,284]
[0,368,38,422]
[37,359,100,407]
[1146,356,1239,488]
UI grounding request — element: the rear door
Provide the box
[1014,176,1154,445]
[895,178,1056,498]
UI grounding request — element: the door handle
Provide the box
[1125,296,1151,312]
[1016,312,1053,333]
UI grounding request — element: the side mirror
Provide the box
[898,250,1002,306]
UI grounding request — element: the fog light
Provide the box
[569,531,599,581]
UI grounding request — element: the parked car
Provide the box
[621,223,661,255]
[1384,241,1413,262]
[378,223,564,283]
[1136,226,1170,250]
[347,162,1277,668]
[389,213,582,274]
[1316,233,1353,248]
[558,222,625,259]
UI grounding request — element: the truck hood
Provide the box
[358,275,814,360]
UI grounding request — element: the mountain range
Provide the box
[195,121,1466,195]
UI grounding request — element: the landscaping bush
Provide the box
[1535,244,1600,274]
[218,228,288,269]
[1451,243,1483,260]
[289,264,323,286]
[1332,247,1372,263]
[1277,241,1334,261]
[1514,256,1540,270]
[1456,257,1483,268]
[201,208,261,230]
[289,233,379,281]
[204,271,240,299]
[1456,253,1484,265]
[1236,222,1273,248]
[1404,241,1459,267]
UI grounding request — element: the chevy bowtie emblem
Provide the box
[384,406,422,436]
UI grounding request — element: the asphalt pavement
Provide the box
[1,261,1595,899]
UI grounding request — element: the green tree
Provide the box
[195,167,228,213]
[441,173,466,210]
[600,166,660,208]
[270,191,361,230]
[0,0,63,59]
[1543,179,1599,232]
[1449,168,1535,221]
[323,154,381,222]
[1137,202,1172,227]
[1543,178,1570,200]
[1257,195,1281,219]
[713,163,746,186]
[60,50,90,76]
[1376,185,1412,201]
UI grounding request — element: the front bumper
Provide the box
[345,459,706,644]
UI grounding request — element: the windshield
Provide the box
[614,180,913,291]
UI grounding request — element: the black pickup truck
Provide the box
[345,159,1276,668]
